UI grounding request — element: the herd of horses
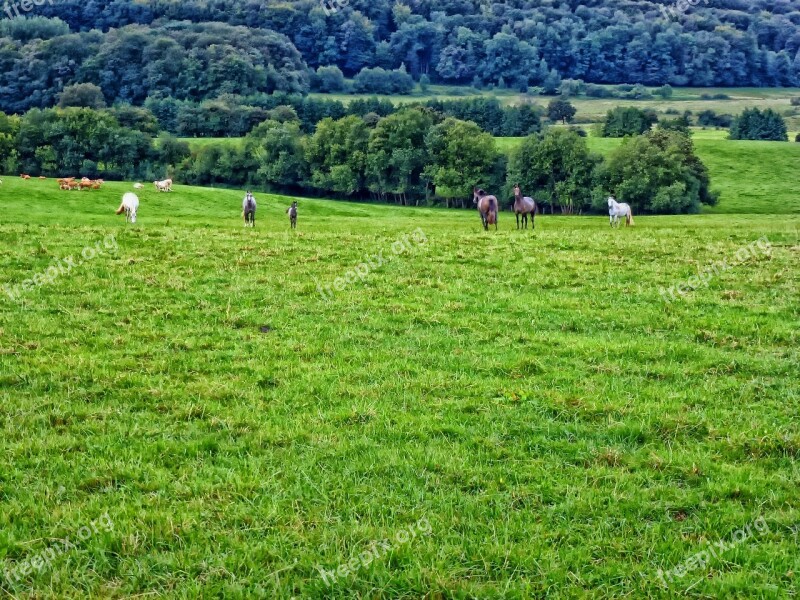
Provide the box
[17,173,633,230]
[474,185,634,230]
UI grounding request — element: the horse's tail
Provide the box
[627,209,635,227]
[489,197,496,213]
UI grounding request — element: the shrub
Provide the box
[655,84,673,99]
[352,67,414,95]
[730,108,788,141]
[600,107,658,137]
[312,66,347,93]
[602,129,718,214]
[586,84,614,98]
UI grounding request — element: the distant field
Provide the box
[309,85,800,130]
[496,129,800,214]
[1,177,798,597]
[174,137,243,148]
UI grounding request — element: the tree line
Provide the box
[56,91,545,139]
[0,103,718,215]
[167,107,721,214]
[2,0,800,113]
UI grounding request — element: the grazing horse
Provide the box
[512,184,537,230]
[287,201,298,229]
[116,192,139,223]
[608,197,635,228]
[473,187,499,231]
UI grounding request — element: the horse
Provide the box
[608,197,635,228]
[116,192,140,223]
[512,184,537,230]
[473,187,498,231]
[154,179,173,192]
[287,201,298,229]
[242,191,257,228]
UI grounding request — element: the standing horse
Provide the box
[473,187,498,231]
[287,201,298,229]
[608,197,635,228]
[512,184,537,230]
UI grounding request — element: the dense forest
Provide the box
[1,0,800,112]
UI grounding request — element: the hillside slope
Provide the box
[1,0,799,112]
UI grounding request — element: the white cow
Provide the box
[133,183,144,190]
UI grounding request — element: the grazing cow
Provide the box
[116,192,140,223]
[20,174,31,180]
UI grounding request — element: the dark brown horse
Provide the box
[473,187,498,231]
[513,184,537,230]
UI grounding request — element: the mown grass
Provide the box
[1,178,798,598]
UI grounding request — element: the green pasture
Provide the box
[0,176,798,597]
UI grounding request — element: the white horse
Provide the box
[608,197,634,228]
[154,179,173,192]
[116,192,140,223]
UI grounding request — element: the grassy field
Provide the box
[175,137,244,149]
[496,129,800,215]
[0,177,798,598]
[309,85,800,130]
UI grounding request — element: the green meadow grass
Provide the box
[174,137,244,149]
[308,85,800,129]
[1,178,798,598]
[496,129,800,215]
